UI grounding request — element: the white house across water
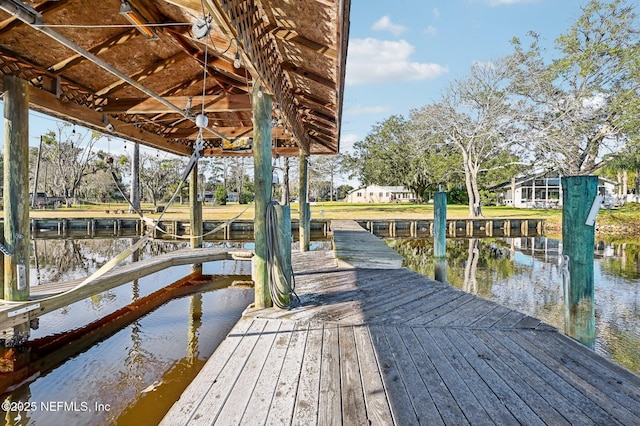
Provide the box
[345,185,417,203]
[491,172,620,209]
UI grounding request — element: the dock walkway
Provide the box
[162,220,640,425]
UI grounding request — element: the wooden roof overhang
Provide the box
[0,0,350,157]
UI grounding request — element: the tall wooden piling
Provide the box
[299,152,310,252]
[190,161,203,275]
[433,191,447,282]
[561,175,597,347]
[3,75,30,302]
[252,81,273,308]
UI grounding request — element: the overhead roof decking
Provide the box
[0,0,350,157]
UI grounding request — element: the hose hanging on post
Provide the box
[266,200,298,308]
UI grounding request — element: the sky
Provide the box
[2,0,589,163]
[340,0,588,153]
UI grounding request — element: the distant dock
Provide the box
[29,217,545,239]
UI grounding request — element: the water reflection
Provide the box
[387,237,640,375]
[1,278,254,426]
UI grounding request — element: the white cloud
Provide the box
[345,104,391,115]
[339,133,360,153]
[425,25,438,36]
[432,8,441,18]
[346,38,448,85]
[371,16,406,36]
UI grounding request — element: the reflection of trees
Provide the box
[387,238,517,298]
[599,321,640,375]
[30,238,188,284]
[600,242,640,280]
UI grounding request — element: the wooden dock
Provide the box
[162,220,640,425]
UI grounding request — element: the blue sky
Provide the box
[340,0,587,152]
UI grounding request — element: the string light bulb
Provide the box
[257,85,263,98]
[233,52,241,69]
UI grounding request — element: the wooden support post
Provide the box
[433,192,447,283]
[562,176,597,348]
[486,220,493,237]
[190,161,203,275]
[252,81,273,308]
[504,219,511,237]
[522,219,529,237]
[298,151,310,252]
[3,75,30,302]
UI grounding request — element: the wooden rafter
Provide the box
[102,93,251,114]
[48,29,140,74]
[280,61,336,89]
[95,51,190,98]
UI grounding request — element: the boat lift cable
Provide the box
[108,164,247,240]
[1,142,203,305]
[266,201,298,309]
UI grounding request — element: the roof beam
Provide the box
[265,25,336,58]
[281,62,336,89]
[102,94,252,114]
[48,29,140,74]
[95,51,190,98]
[0,81,191,156]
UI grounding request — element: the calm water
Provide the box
[387,237,640,375]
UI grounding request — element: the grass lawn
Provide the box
[28,201,562,222]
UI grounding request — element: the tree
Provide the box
[139,154,185,206]
[40,124,104,206]
[411,58,524,216]
[508,0,640,175]
[345,116,440,202]
[215,185,228,205]
[309,155,345,201]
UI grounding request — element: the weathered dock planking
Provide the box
[162,220,640,425]
[0,248,252,335]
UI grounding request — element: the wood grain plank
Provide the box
[455,330,572,425]
[338,325,368,426]
[239,321,296,426]
[185,319,270,425]
[396,327,469,425]
[382,326,444,425]
[442,328,546,426]
[427,296,496,327]
[264,322,310,426]
[318,322,342,425]
[544,331,640,400]
[368,325,421,425]
[492,330,622,425]
[291,323,324,425]
[474,330,592,425]
[411,327,493,424]
[467,304,513,328]
[426,328,519,424]
[492,309,527,328]
[514,330,640,423]
[216,320,282,425]
[352,325,394,425]
[410,293,477,326]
